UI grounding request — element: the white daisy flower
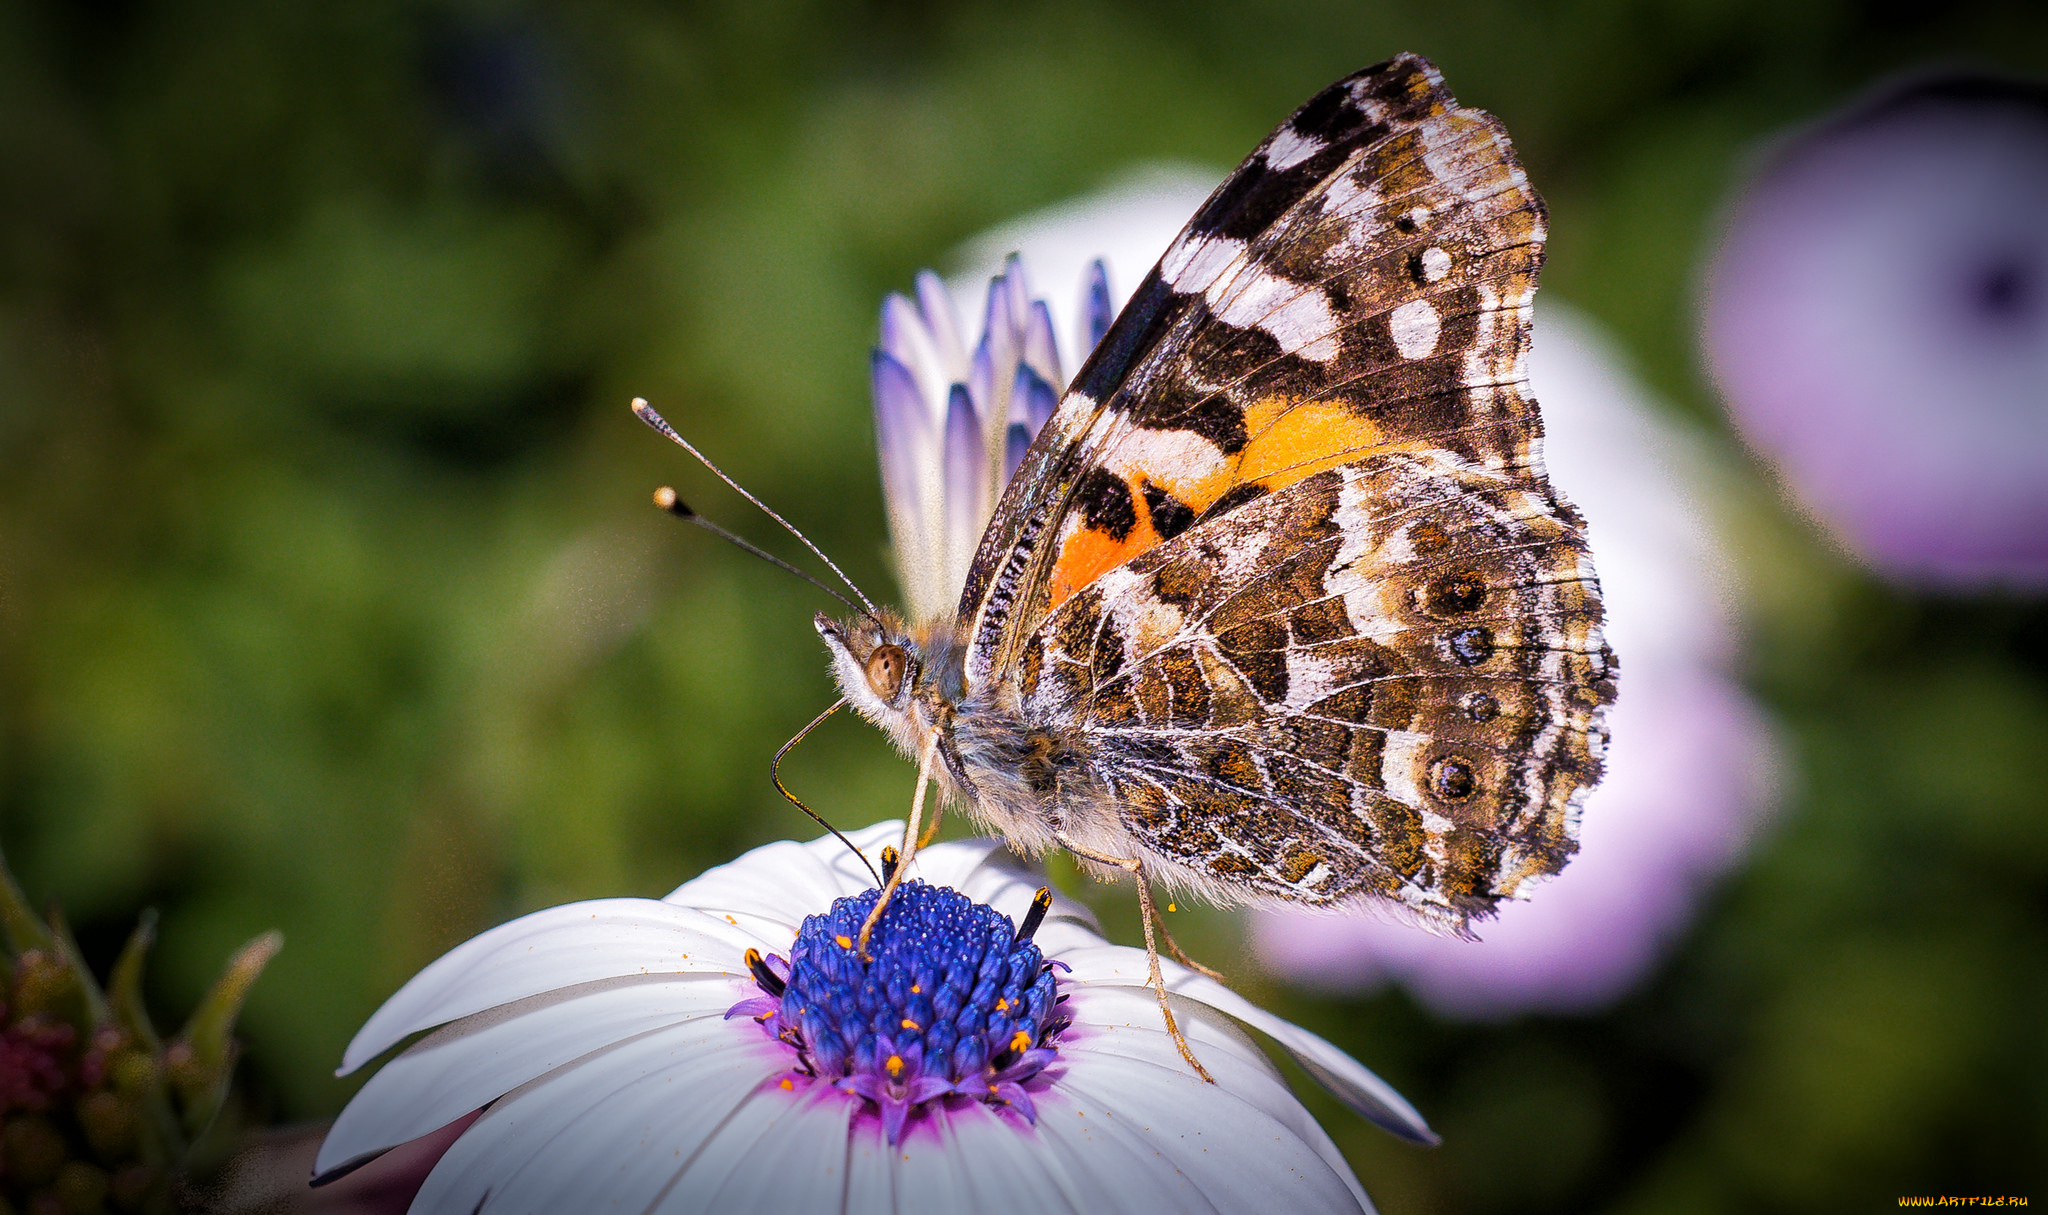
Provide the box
[315,824,1433,1213]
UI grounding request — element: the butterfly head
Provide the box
[816,609,924,732]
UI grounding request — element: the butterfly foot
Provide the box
[1157,992,1216,1084]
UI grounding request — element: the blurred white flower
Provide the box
[1702,74,2048,588]
[874,166,1217,624]
[874,261,1092,623]
[953,174,1777,1017]
[316,824,1433,1213]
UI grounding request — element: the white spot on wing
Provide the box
[1161,231,1342,363]
[1161,235,1246,293]
[1320,168,1382,225]
[1381,731,1428,806]
[1103,426,1229,486]
[1420,246,1452,282]
[1389,299,1441,359]
[1263,127,1326,172]
[1049,391,1097,441]
[1214,270,1341,362]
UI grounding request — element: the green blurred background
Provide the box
[3,0,2045,1209]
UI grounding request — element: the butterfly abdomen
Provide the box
[946,697,1103,862]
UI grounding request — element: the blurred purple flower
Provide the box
[1702,75,2048,587]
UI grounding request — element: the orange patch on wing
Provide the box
[1237,396,1386,490]
[1049,510,1161,609]
[1043,395,1403,610]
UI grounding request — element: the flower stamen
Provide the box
[729,880,1064,1144]
[743,947,785,997]
[1014,885,1052,945]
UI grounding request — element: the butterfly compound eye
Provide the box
[864,645,909,701]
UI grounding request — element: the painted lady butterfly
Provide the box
[671,54,1616,1075]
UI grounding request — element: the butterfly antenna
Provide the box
[773,697,881,885]
[633,398,880,618]
[651,488,864,615]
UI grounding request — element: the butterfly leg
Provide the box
[1152,908,1226,982]
[1053,833,1215,1084]
[858,730,942,957]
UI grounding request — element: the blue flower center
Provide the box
[730,880,1066,1142]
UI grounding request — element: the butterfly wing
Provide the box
[953,54,1613,925]
[958,53,1557,691]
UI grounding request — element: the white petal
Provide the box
[1048,983,1371,1213]
[879,292,953,423]
[409,1014,788,1214]
[1057,944,1433,1144]
[662,822,919,932]
[664,842,855,938]
[341,900,758,1074]
[658,1084,854,1214]
[948,849,1106,945]
[319,973,740,1176]
[942,386,992,589]
[873,349,936,586]
[968,279,1020,434]
[1021,299,1064,390]
[840,1101,1052,1215]
[905,1101,1089,1213]
[1040,1061,1369,1215]
[913,270,970,383]
[894,832,1007,891]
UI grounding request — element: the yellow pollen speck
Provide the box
[901,1018,920,1031]
[835,934,853,949]
[1167,903,1177,913]
[779,1078,794,1091]
[911,984,921,994]
[886,1054,905,1079]
[725,915,737,925]
[995,998,1009,1011]
[1009,1030,1031,1054]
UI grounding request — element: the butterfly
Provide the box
[654,53,1616,1078]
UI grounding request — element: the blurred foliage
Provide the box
[2,848,277,1213]
[1,0,2043,1210]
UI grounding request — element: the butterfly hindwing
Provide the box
[1013,456,1611,924]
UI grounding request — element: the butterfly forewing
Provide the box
[961,55,1554,687]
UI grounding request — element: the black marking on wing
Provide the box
[1143,483,1197,541]
[1075,467,1137,542]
